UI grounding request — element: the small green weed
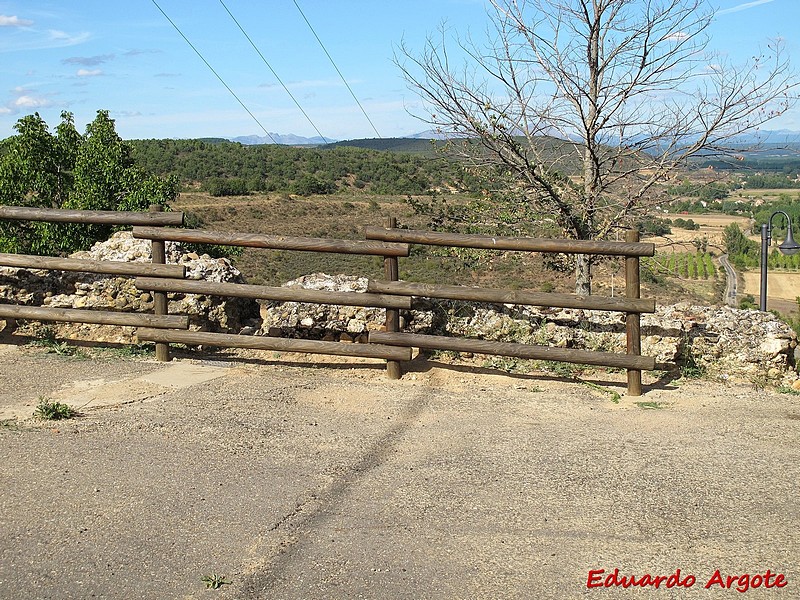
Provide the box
[776,386,800,395]
[749,372,771,392]
[634,400,667,409]
[108,343,155,358]
[679,340,705,379]
[583,381,621,403]
[33,397,77,421]
[201,574,231,589]
[30,327,82,357]
[541,360,587,379]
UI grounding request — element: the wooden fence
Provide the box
[363,226,656,395]
[0,206,188,350]
[0,206,656,395]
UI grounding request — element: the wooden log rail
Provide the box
[137,328,412,362]
[0,205,184,226]
[369,331,655,371]
[0,253,185,279]
[132,226,409,256]
[365,227,655,257]
[134,277,411,309]
[0,305,188,329]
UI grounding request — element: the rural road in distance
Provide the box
[719,253,739,307]
[0,343,798,599]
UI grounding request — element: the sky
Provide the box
[0,0,798,141]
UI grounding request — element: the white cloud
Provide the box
[0,15,33,27]
[717,0,775,16]
[14,95,51,108]
[47,29,90,46]
[0,27,90,52]
[0,107,12,114]
[666,32,690,42]
[76,69,103,77]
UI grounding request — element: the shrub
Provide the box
[202,177,249,196]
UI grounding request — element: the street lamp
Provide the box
[760,210,800,311]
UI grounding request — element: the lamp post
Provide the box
[759,210,800,311]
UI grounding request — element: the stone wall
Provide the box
[1,247,796,383]
[0,231,259,339]
[258,274,797,382]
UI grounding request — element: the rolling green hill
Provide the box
[128,138,473,196]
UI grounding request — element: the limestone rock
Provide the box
[258,275,797,381]
[0,231,258,341]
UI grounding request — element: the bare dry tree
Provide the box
[397,0,797,293]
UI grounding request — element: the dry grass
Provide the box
[171,191,725,304]
[172,192,571,291]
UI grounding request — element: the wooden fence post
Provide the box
[383,217,402,379]
[625,229,643,396]
[149,204,170,362]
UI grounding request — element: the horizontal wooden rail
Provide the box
[0,305,189,329]
[133,227,410,257]
[135,277,412,309]
[0,253,186,279]
[365,227,655,257]
[137,328,413,361]
[0,206,184,226]
[367,280,655,313]
[369,331,656,371]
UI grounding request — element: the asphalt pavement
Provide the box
[1,345,798,599]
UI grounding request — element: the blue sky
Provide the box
[0,0,798,141]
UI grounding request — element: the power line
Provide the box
[150,0,279,144]
[291,0,382,139]
[218,0,329,144]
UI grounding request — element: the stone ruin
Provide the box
[0,234,796,384]
[0,231,260,342]
[259,274,798,384]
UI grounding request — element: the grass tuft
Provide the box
[34,397,77,421]
[634,400,667,409]
[201,574,231,589]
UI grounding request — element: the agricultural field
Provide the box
[643,252,717,280]
[742,271,800,302]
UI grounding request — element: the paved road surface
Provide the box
[719,253,738,307]
[1,345,798,599]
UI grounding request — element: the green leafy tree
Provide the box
[0,110,178,255]
[723,222,759,269]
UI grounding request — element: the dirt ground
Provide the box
[1,340,798,599]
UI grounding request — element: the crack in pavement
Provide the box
[228,386,433,597]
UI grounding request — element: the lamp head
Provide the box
[778,226,800,256]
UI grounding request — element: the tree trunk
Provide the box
[575,253,591,295]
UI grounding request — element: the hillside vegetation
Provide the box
[129,139,476,196]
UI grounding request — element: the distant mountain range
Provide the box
[227,129,800,148]
[230,133,334,146]
[228,130,452,146]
